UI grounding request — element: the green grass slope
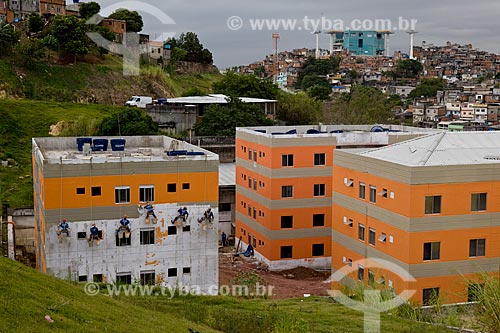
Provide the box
[0,99,125,208]
[0,257,217,333]
[0,55,221,104]
[0,256,451,333]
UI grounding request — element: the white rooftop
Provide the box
[219,163,236,186]
[166,94,277,105]
[359,132,500,166]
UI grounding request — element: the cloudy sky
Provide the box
[88,0,500,69]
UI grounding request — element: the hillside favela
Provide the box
[1,0,500,332]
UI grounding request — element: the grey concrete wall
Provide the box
[146,107,197,135]
[44,203,219,292]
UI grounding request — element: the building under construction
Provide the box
[326,30,392,56]
[32,136,219,292]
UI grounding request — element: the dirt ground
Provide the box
[219,248,331,299]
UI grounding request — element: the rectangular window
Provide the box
[248,177,252,188]
[281,216,293,229]
[248,149,252,160]
[369,186,377,203]
[93,274,103,283]
[369,228,376,246]
[314,153,326,166]
[167,183,177,193]
[76,187,85,195]
[471,193,487,212]
[281,154,294,167]
[344,218,353,227]
[358,224,365,241]
[139,185,154,202]
[378,233,387,243]
[79,275,87,282]
[313,214,325,227]
[140,271,155,285]
[312,244,324,256]
[281,185,293,198]
[114,186,130,204]
[167,268,177,277]
[468,283,483,302]
[253,179,257,190]
[314,184,326,197]
[253,208,257,219]
[359,183,366,199]
[116,274,132,285]
[379,188,388,198]
[182,183,190,190]
[183,225,191,232]
[116,233,131,246]
[469,239,486,257]
[368,270,375,285]
[253,150,257,162]
[422,288,439,306]
[280,246,293,259]
[248,206,251,216]
[77,232,87,239]
[167,226,177,235]
[140,229,155,245]
[425,196,441,214]
[358,265,365,281]
[183,267,191,274]
[423,242,440,261]
[91,186,101,196]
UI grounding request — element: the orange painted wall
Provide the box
[43,172,218,210]
[334,164,500,218]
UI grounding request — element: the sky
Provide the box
[84,0,500,69]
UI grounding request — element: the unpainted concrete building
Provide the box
[32,136,219,292]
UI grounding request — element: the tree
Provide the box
[51,15,89,63]
[79,1,101,21]
[98,108,158,136]
[28,13,44,34]
[300,75,330,90]
[167,32,214,65]
[408,78,445,99]
[194,97,273,136]
[0,23,19,55]
[277,92,321,125]
[307,85,331,101]
[296,56,340,89]
[108,9,143,32]
[394,59,423,78]
[15,38,45,68]
[213,72,279,100]
[324,86,393,125]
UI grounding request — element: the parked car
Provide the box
[125,96,153,109]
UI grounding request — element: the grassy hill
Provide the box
[0,99,126,208]
[0,55,221,105]
[0,256,217,333]
[0,256,452,333]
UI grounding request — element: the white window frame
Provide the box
[115,186,130,204]
[139,185,155,203]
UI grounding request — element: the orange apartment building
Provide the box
[32,136,219,291]
[332,131,500,304]
[235,125,433,271]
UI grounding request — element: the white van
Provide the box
[125,96,153,109]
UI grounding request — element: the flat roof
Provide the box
[33,136,218,165]
[358,132,500,166]
[166,94,277,105]
[237,125,437,137]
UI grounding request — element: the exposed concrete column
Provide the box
[7,216,15,260]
